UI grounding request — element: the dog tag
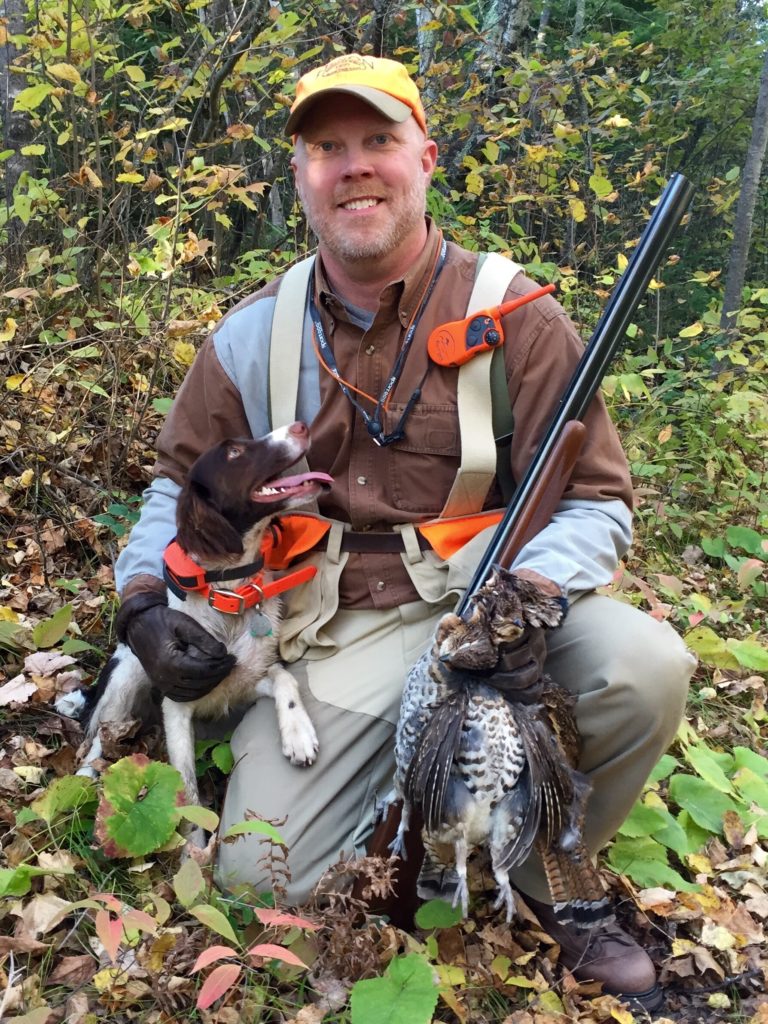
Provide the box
[250,612,273,638]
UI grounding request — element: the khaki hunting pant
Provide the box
[216,592,696,905]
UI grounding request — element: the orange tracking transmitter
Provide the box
[427,284,557,367]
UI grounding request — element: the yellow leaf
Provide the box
[48,62,82,85]
[647,278,664,290]
[536,989,565,1012]
[5,373,26,390]
[465,169,484,196]
[19,469,35,487]
[568,198,587,222]
[82,165,103,189]
[523,143,552,163]
[172,340,196,367]
[700,923,736,950]
[92,966,121,993]
[604,114,632,128]
[617,252,629,272]
[687,852,712,874]
[0,607,19,622]
[0,317,18,342]
[21,144,46,156]
[679,321,703,338]
[658,424,672,444]
[124,65,146,83]
[435,963,465,986]
[611,1007,636,1024]
[116,172,144,183]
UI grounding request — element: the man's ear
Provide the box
[176,482,244,559]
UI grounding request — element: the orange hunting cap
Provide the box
[286,53,427,136]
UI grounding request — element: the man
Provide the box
[114,54,695,1011]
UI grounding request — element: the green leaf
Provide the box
[668,774,744,834]
[32,604,72,649]
[96,755,184,857]
[0,620,23,651]
[211,743,234,774]
[414,898,463,930]
[589,172,613,198]
[726,638,768,671]
[173,857,205,908]
[30,774,97,824]
[684,625,739,669]
[732,768,768,808]
[725,525,767,559]
[14,83,54,112]
[647,754,679,784]
[733,746,768,779]
[189,903,239,944]
[684,744,735,795]
[607,836,698,891]
[617,802,669,838]
[179,804,219,830]
[700,535,727,559]
[350,953,439,1024]
[0,864,51,898]
[152,397,174,415]
[223,819,286,844]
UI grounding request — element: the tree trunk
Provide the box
[416,4,440,110]
[571,0,586,47]
[475,0,532,76]
[1,0,35,268]
[720,46,768,330]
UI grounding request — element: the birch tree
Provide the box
[720,45,768,330]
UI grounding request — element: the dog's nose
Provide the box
[288,421,309,438]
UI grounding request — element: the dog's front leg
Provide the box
[162,698,206,847]
[259,664,318,767]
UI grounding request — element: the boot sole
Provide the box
[605,982,664,1015]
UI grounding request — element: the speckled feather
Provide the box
[393,566,612,926]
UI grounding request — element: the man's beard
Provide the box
[298,176,428,262]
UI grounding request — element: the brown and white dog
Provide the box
[59,422,331,831]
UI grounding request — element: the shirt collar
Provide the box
[314,218,442,327]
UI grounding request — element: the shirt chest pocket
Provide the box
[382,402,461,514]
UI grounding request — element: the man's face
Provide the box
[291,95,438,265]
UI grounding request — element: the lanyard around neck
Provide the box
[309,236,448,447]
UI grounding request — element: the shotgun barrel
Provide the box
[457,172,695,615]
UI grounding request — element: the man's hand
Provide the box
[116,591,236,702]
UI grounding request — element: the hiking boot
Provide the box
[522,894,664,1014]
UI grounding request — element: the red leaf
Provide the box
[92,892,122,912]
[247,942,307,968]
[95,910,123,963]
[254,908,319,931]
[688,611,705,627]
[191,945,239,972]
[196,963,242,1009]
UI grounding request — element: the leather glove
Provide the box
[116,591,236,702]
[488,569,567,702]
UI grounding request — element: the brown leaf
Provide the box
[0,935,49,955]
[692,944,725,978]
[46,955,97,987]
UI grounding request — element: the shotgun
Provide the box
[358,172,695,927]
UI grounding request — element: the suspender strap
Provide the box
[269,255,316,431]
[440,252,522,519]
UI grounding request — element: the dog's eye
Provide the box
[226,445,243,460]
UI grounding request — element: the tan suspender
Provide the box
[268,250,522,516]
[440,252,521,517]
[268,255,316,430]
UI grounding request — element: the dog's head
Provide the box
[176,422,333,560]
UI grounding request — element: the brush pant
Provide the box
[216,593,696,906]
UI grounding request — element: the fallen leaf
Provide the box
[19,892,72,937]
[46,954,97,987]
[0,675,37,707]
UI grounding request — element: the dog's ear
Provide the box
[176,480,244,559]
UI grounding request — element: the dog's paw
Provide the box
[281,714,319,767]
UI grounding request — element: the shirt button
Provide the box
[365,344,375,356]
[357,476,367,486]
[376,581,386,591]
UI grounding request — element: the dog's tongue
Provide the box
[268,471,333,490]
